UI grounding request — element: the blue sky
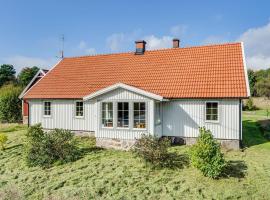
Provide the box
[0,0,270,72]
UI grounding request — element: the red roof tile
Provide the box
[23,42,249,99]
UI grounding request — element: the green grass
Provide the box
[0,113,270,200]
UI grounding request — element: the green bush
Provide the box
[0,84,22,123]
[189,127,226,179]
[25,124,80,167]
[244,98,256,111]
[0,133,8,150]
[133,134,171,167]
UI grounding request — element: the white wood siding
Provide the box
[162,99,240,140]
[96,88,154,140]
[29,99,97,132]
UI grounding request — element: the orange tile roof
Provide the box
[23,42,249,99]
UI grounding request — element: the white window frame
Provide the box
[101,102,114,129]
[116,102,130,129]
[43,101,52,117]
[75,101,84,118]
[133,102,147,130]
[205,101,219,123]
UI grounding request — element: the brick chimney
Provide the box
[173,38,180,48]
[135,40,146,55]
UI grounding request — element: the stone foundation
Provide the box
[43,129,95,137]
[96,138,136,150]
[169,136,240,150]
[23,116,28,125]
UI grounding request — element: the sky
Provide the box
[0,0,270,73]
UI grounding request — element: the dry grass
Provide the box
[0,117,270,199]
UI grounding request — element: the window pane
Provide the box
[133,102,146,128]
[75,102,83,116]
[206,102,218,121]
[44,102,51,116]
[134,102,139,110]
[102,102,113,127]
[117,102,129,127]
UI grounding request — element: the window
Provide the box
[75,101,84,117]
[117,102,129,128]
[206,102,218,121]
[102,102,113,127]
[44,101,51,116]
[134,102,146,128]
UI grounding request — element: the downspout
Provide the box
[27,100,30,127]
[239,99,242,147]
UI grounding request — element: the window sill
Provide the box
[75,116,84,119]
[132,128,147,131]
[43,115,51,118]
[205,120,219,124]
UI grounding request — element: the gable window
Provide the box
[134,102,146,129]
[117,102,129,128]
[44,101,51,116]
[75,101,84,117]
[206,102,218,122]
[102,102,113,127]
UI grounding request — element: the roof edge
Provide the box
[83,83,165,101]
[241,42,251,97]
[22,59,63,99]
[19,69,48,99]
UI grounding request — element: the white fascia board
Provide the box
[20,60,62,99]
[241,42,251,97]
[83,82,165,101]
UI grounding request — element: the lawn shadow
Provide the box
[222,160,247,178]
[242,119,269,148]
[163,152,190,169]
[5,144,23,150]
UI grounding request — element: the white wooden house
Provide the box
[20,39,249,149]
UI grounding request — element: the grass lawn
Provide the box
[0,112,270,200]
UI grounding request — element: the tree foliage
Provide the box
[0,84,23,123]
[17,66,39,86]
[0,64,16,87]
[247,69,257,96]
[255,78,270,98]
[189,127,226,179]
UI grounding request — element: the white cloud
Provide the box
[85,48,96,54]
[170,25,187,37]
[201,35,229,45]
[106,33,126,51]
[143,35,173,50]
[76,40,96,55]
[0,55,57,74]
[238,22,270,69]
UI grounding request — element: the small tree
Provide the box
[17,66,39,86]
[245,97,255,111]
[189,127,226,179]
[0,133,8,150]
[0,64,16,87]
[0,84,22,123]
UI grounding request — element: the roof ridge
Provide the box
[64,42,242,60]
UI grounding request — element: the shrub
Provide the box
[0,133,8,150]
[244,98,256,111]
[25,124,80,167]
[0,84,22,123]
[133,134,171,167]
[189,127,226,178]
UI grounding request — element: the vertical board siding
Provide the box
[96,88,153,140]
[29,99,97,132]
[162,99,240,140]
